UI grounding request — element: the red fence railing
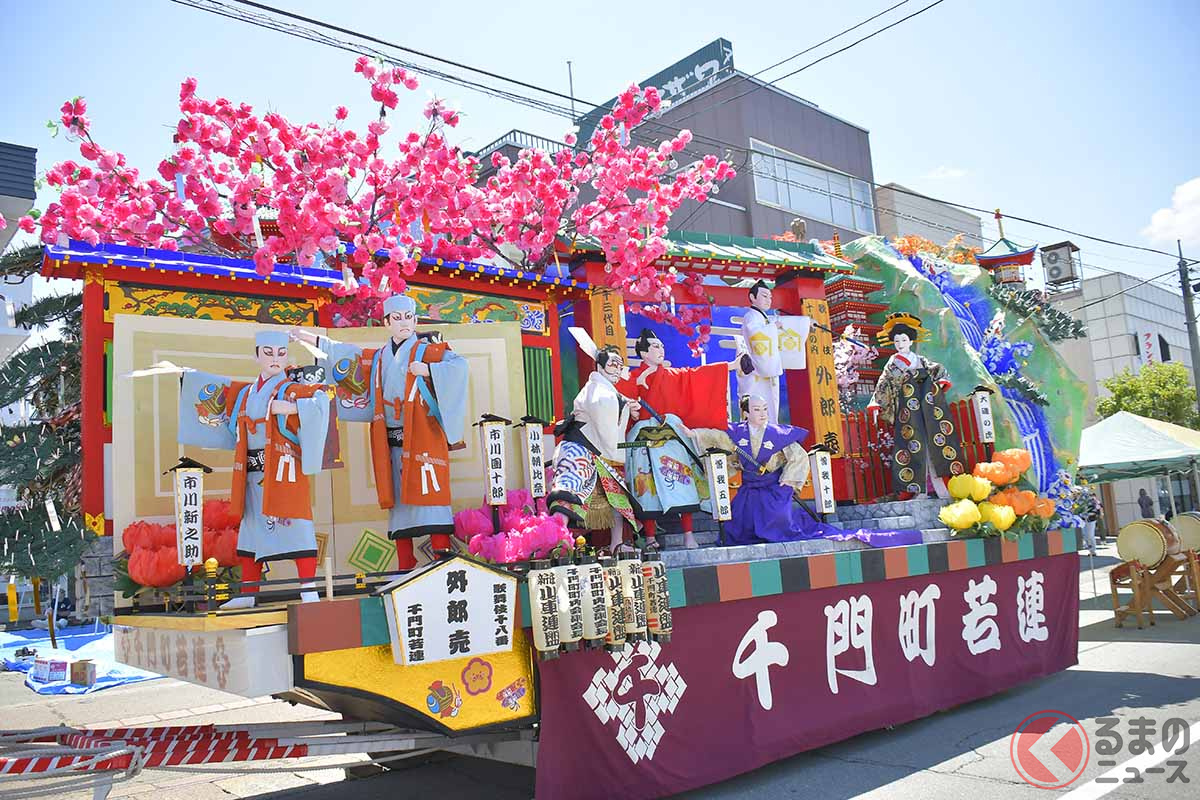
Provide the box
[838,395,994,503]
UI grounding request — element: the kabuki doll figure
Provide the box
[737,280,810,424]
[689,394,818,545]
[548,345,642,554]
[616,329,734,549]
[178,330,332,608]
[867,312,965,499]
[293,293,469,571]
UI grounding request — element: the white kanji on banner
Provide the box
[582,641,687,764]
[962,575,1001,655]
[898,584,941,667]
[1017,570,1049,643]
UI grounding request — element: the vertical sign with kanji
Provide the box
[480,419,508,506]
[802,298,842,458]
[809,450,836,514]
[588,288,627,352]
[974,390,996,444]
[706,451,733,521]
[174,468,204,568]
[524,421,547,498]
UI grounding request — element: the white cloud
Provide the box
[923,165,967,180]
[1142,177,1200,248]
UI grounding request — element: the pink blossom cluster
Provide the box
[15,59,734,345]
[467,514,574,564]
[452,488,572,563]
[833,324,878,406]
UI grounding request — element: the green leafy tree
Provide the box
[1096,361,1200,429]
[0,243,95,581]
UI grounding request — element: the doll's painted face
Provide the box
[599,352,625,383]
[386,309,417,342]
[749,285,773,313]
[746,396,770,428]
[641,338,666,368]
[256,345,287,378]
[892,332,913,355]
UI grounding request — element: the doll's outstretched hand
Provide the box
[289,328,318,346]
[408,361,430,377]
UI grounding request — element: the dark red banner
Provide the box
[536,553,1079,799]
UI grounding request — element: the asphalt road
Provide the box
[3,542,1198,799]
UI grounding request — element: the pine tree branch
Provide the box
[15,292,82,329]
[0,243,44,280]
[0,338,78,411]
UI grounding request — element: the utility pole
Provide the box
[566,61,577,122]
[1178,239,1200,420]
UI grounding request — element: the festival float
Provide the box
[0,61,1086,799]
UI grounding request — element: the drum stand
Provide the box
[1110,561,1152,629]
[1146,554,1197,620]
[1170,550,1200,614]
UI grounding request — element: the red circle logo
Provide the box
[1009,710,1090,789]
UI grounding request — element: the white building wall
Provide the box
[1056,272,1196,530]
[874,183,984,244]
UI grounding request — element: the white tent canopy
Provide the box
[1077,411,1200,482]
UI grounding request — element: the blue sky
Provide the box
[3,0,1198,289]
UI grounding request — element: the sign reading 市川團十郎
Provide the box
[575,39,734,146]
[382,557,518,667]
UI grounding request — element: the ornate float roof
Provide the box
[39,240,586,293]
[976,237,1038,268]
[563,231,856,278]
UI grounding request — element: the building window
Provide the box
[750,140,876,234]
[1159,334,1172,362]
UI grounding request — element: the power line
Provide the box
[668,0,947,128]
[173,0,1187,266]
[665,0,921,127]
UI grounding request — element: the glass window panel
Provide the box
[852,179,876,233]
[752,153,778,205]
[786,162,831,221]
[828,173,854,229]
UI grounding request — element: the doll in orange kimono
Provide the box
[178,330,332,608]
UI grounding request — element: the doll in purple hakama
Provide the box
[692,395,921,547]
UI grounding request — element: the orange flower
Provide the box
[1032,497,1056,519]
[994,448,1033,477]
[1008,490,1037,516]
[973,461,1015,486]
[990,487,1035,515]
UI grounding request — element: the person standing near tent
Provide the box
[1074,483,1101,556]
[1159,484,1174,520]
[1138,488,1154,518]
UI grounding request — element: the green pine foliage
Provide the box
[988,284,1088,342]
[0,245,93,581]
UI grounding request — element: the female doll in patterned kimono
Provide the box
[867,313,965,499]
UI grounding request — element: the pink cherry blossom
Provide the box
[22,61,733,346]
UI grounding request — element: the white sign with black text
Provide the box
[173,468,204,568]
[383,558,517,667]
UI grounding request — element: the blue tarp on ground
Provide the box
[0,623,161,695]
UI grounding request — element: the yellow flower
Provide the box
[948,474,993,502]
[948,474,975,500]
[978,502,1016,532]
[968,475,993,502]
[939,499,981,531]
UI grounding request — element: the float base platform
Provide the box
[113,529,1080,799]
